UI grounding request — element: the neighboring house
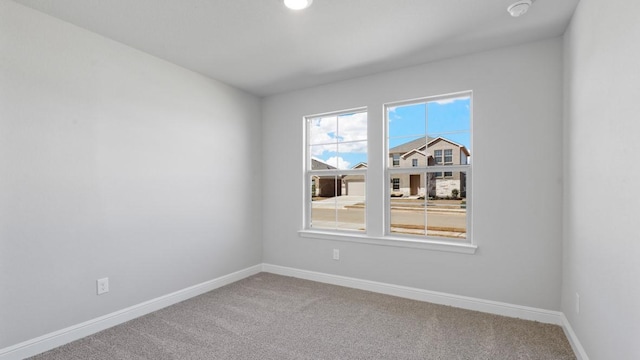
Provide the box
[311,158,342,197]
[313,136,468,199]
[388,137,470,198]
[311,160,366,197]
[342,162,367,196]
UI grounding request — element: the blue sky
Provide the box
[309,97,470,169]
[388,97,471,149]
[308,112,368,169]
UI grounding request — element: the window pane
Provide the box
[390,173,426,235]
[392,154,400,167]
[388,103,428,169]
[389,136,429,169]
[308,115,337,146]
[392,178,400,191]
[310,175,338,229]
[426,96,471,160]
[427,171,467,239]
[310,175,365,232]
[434,149,442,165]
[388,171,468,239]
[444,149,453,163]
[337,112,367,143]
[388,103,426,139]
[337,175,365,231]
[338,141,367,170]
[310,144,338,170]
[309,111,367,171]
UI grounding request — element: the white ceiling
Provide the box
[13,0,579,96]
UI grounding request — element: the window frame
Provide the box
[384,91,473,244]
[299,91,476,255]
[303,107,368,233]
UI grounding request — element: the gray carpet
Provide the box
[29,273,576,359]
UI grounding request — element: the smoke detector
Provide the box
[507,0,534,17]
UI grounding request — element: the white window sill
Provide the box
[298,230,477,254]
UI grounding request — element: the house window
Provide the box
[386,92,472,240]
[412,159,418,167]
[434,150,442,164]
[392,154,400,166]
[444,149,453,164]
[305,109,367,232]
[392,178,400,191]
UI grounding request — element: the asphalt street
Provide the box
[311,197,467,239]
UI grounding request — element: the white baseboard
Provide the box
[262,264,593,358]
[262,263,564,325]
[561,313,590,360]
[0,264,262,360]
[2,263,588,360]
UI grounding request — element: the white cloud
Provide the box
[310,143,335,156]
[324,156,351,170]
[337,141,367,153]
[337,112,367,142]
[431,96,469,105]
[308,112,367,155]
[308,115,337,145]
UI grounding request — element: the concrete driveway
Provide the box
[312,196,365,209]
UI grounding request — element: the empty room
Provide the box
[1,0,638,359]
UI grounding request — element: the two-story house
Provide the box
[389,137,470,198]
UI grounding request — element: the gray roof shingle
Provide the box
[389,136,435,154]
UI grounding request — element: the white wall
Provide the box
[262,38,564,310]
[563,0,640,358]
[0,0,262,349]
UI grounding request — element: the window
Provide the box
[434,150,442,164]
[392,154,400,166]
[305,109,367,232]
[386,92,472,240]
[302,91,473,252]
[444,149,453,164]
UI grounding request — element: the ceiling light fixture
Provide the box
[507,0,534,17]
[284,0,313,10]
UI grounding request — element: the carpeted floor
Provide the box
[29,273,576,359]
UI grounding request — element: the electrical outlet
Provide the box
[576,293,580,314]
[332,249,340,260]
[97,277,109,295]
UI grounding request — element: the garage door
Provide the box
[346,181,365,196]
